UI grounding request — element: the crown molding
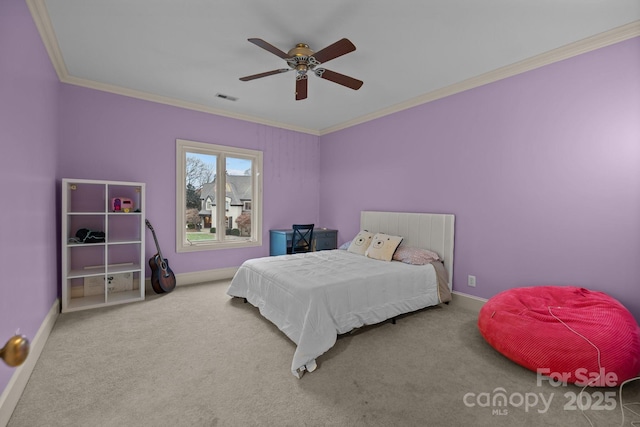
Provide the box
[26,0,67,81]
[61,75,321,136]
[319,20,640,135]
[26,0,638,137]
[25,0,320,136]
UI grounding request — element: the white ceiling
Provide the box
[29,0,640,135]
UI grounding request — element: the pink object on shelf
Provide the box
[111,197,133,212]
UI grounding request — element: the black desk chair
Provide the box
[290,224,314,254]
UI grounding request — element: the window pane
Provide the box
[176,138,262,252]
[226,156,253,241]
[185,152,216,243]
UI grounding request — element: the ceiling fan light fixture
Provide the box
[295,63,308,75]
[287,43,314,58]
[240,38,362,100]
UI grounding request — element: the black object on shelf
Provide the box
[75,228,105,243]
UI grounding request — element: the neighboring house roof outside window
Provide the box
[198,175,252,215]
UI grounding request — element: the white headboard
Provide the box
[360,211,455,289]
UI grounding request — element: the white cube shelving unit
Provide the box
[61,178,145,312]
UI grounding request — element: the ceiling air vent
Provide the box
[215,93,238,102]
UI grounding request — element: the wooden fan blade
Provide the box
[311,38,356,64]
[247,38,290,59]
[240,69,290,81]
[295,77,308,100]
[315,68,363,90]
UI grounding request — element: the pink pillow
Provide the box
[392,246,440,265]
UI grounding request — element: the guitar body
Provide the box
[149,254,176,294]
[145,219,176,294]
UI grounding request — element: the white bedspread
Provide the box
[226,249,444,377]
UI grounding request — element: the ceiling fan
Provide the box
[239,38,363,101]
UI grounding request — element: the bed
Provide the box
[227,211,455,377]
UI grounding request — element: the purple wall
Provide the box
[0,0,59,392]
[320,37,640,321]
[58,85,321,275]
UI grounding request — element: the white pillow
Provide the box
[366,233,403,261]
[347,230,374,255]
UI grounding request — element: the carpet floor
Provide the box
[8,280,640,426]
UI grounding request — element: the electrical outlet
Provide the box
[468,275,476,287]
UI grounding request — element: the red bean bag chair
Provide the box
[478,286,640,387]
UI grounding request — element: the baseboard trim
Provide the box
[0,298,60,427]
[144,266,238,293]
[451,291,487,314]
[175,266,238,285]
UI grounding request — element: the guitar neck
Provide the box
[146,220,165,260]
[151,230,164,260]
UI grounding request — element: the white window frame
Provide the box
[176,138,263,252]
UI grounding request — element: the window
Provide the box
[176,139,262,252]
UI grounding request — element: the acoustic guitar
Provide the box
[145,219,176,294]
